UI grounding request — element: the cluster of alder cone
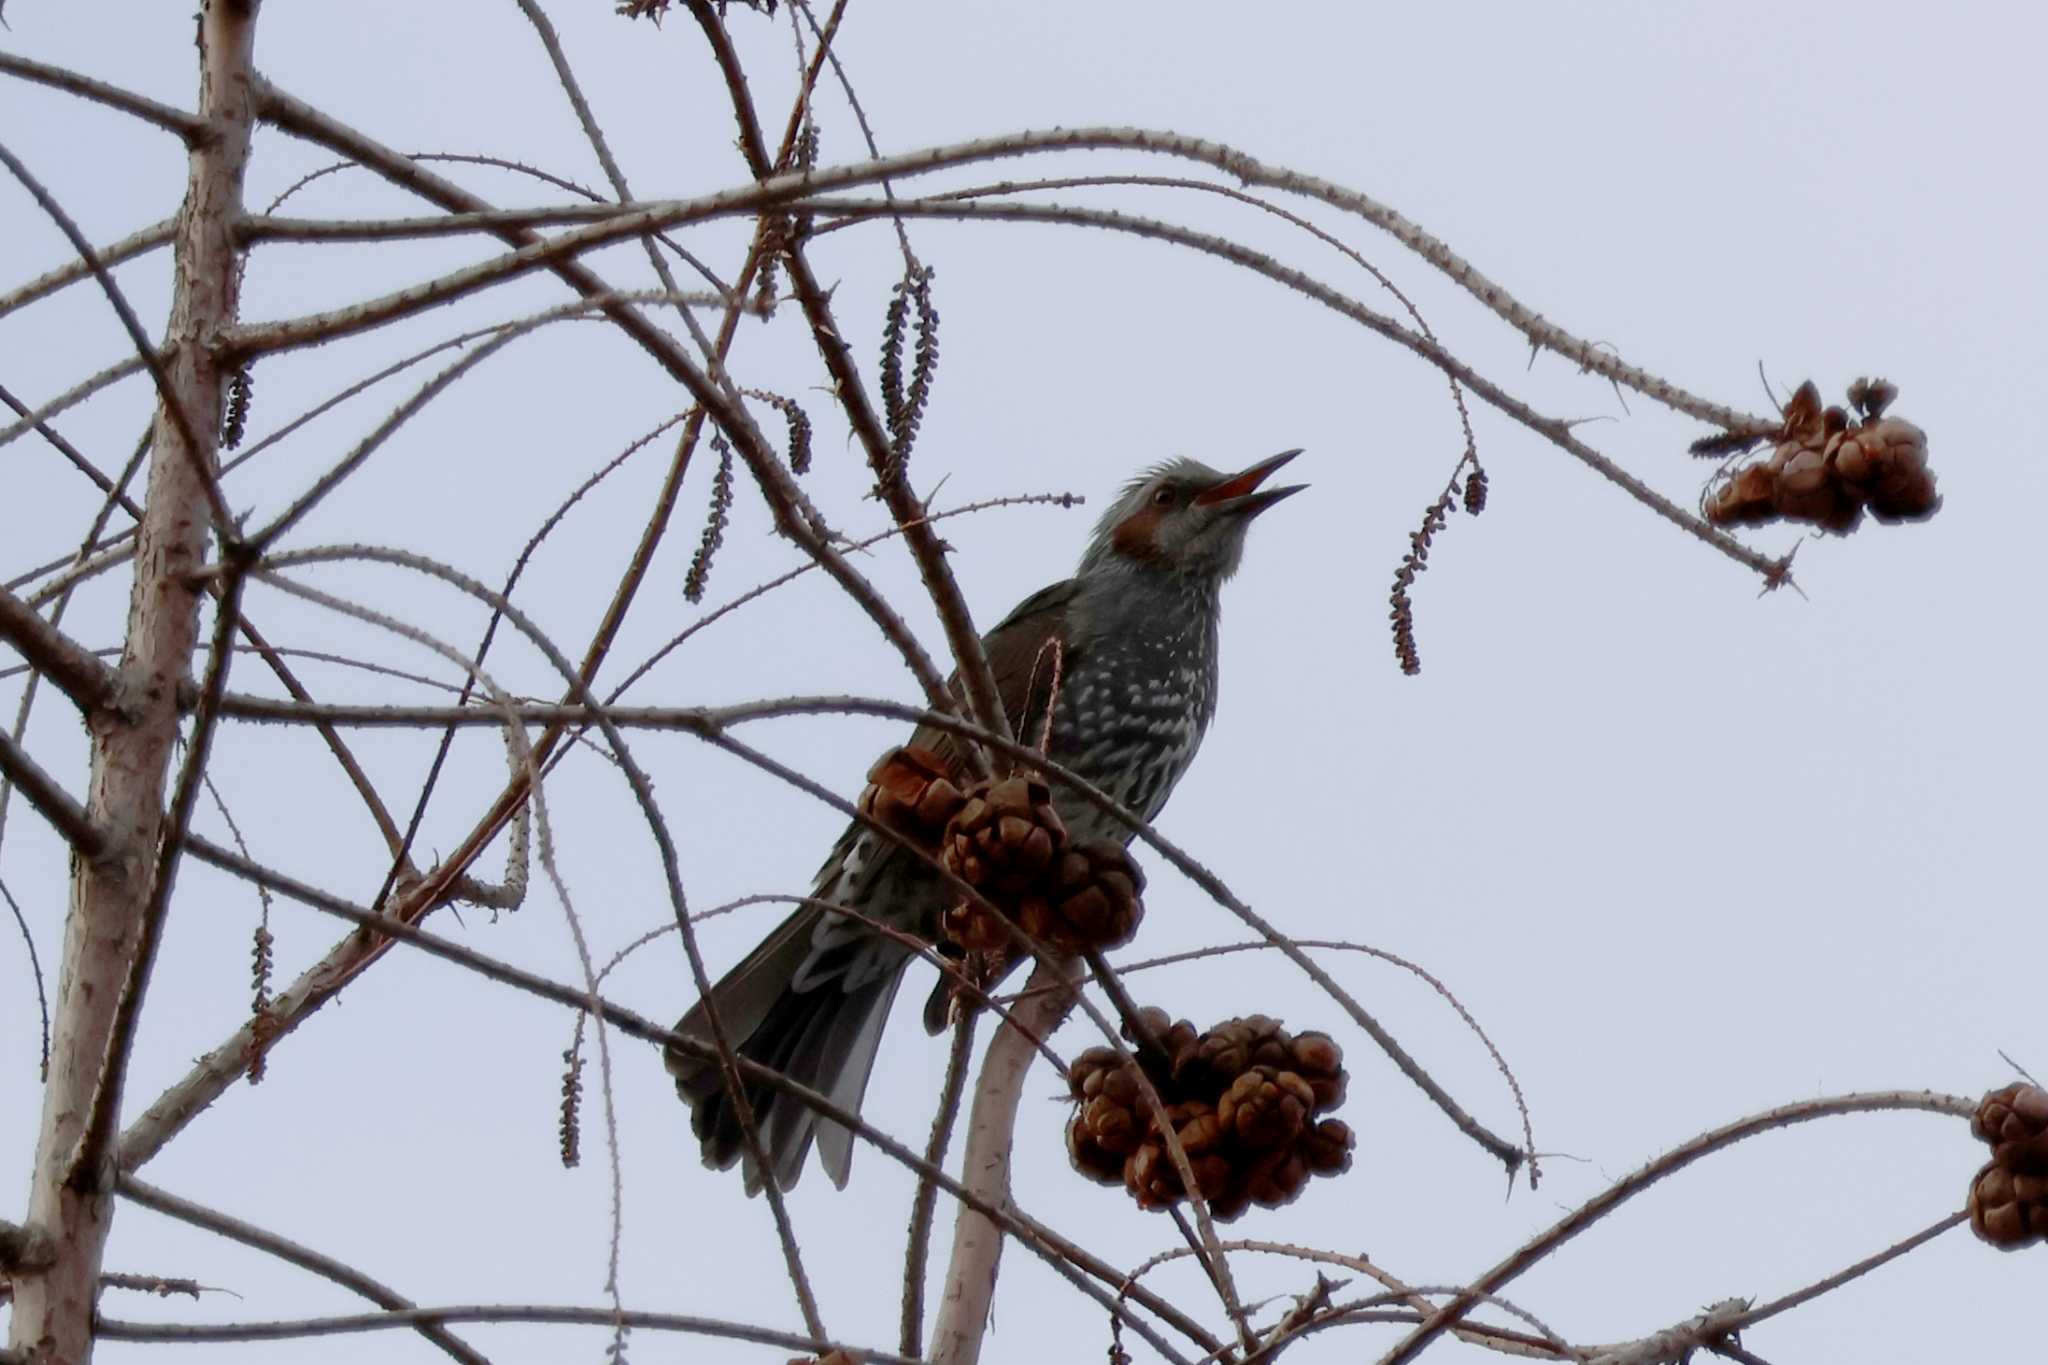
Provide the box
[858,745,1146,956]
[1969,1083,2048,1250]
[1068,1007,1355,1219]
[1704,377,1937,532]
[857,746,1356,1217]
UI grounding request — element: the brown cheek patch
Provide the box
[1111,505,1166,562]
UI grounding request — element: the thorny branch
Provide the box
[1376,1090,1976,1365]
[171,830,1206,1365]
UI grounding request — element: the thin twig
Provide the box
[810,194,1784,585]
[0,218,174,320]
[0,379,145,514]
[901,1009,979,1359]
[1375,1091,1977,1365]
[1068,935,1537,1181]
[1721,1209,1967,1336]
[94,1305,913,1359]
[512,0,724,367]
[243,545,829,1344]
[0,140,231,531]
[220,688,1529,1171]
[0,52,205,141]
[0,355,149,454]
[0,876,51,1080]
[173,831,1201,1365]
[371,406,688,922]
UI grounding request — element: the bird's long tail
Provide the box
[667,903,908,1193]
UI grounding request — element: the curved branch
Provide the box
[95,1304,911,1361]
[208,688,1527,1170]
[0,52,205,141]
[253,74,959,735]
[235,119,1771,430]
[0,355,150,455]
[0,218,174,320]
[1376,1090,1977,1365]
[685,0,1013,775]
[173,831,1206,1365]
[0,140,231,531]
[808,195,1783,584]
[116,1177,492,1365]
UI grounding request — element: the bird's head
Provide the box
[1079,450,1306,581]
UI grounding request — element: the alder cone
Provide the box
[942,775,1066,897]
[1062,1009,1355,1220]
[1703,380,1938,533]
[1967,1084,2048,1250]
[1218,1066,1316,1153]
[1068,1044,1123,1100]
[1705,461,1780,528]
[856,745,965,848]
[1288,1031,1347,1110]
[1123,1102,1234,1210]
[1835,416,1937,521]
[1019,839,1147,953]
[1299,1118,1356,1176]
[1117,1005,1200,1092]
[1241,1146,1311,1209]
[1067,1117,1129,1185]
[1175,1014,1293,1098]
[1975,1084,2048,1170]
[1969,1162,2048,1250]
[1074,1055,1147,1155]
[1772,440,1862,532]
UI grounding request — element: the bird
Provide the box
[667,450,1306,1191]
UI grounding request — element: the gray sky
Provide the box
[3,2,2044,1361]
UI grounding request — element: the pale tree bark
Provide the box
[7,2,260,1360]
[928,961,1075,1365]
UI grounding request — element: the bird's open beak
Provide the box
[1196,448,1307,517]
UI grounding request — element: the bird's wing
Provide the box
[912,576,1083,775]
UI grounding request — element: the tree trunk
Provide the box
[7,4,259,1359]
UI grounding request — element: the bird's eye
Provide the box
[1151,486,1177,509]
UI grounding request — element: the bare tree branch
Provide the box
[0,355,150,455]
[685,0,1014,774]
[0,585,125,717]
[1376,1091,1977,1365]
[0,140,233,532]
[902,1009,978,1359]
[1721,1209,1967,1337]
[94,1304,918,1359]
[171,830,1204,1364]
[0,380,146,515]
[0,728,109,858]
[206,687,1530,1170]
[0,52,206,141]
[0,218,173,320]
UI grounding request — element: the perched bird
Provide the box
[668,451,1305,1191]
